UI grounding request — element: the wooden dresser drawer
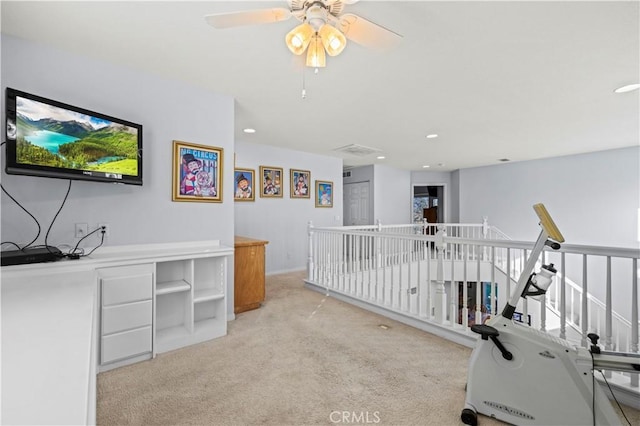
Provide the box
[101,326,152,364]
[101,273,152,306]
[102,300,152,335]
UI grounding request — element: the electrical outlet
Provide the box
[75,223,88,238]
[98,223,110,237]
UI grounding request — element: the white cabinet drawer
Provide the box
[102,300,152,335]
[101,273,152,306]
[101,326,151,364]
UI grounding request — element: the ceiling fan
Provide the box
[204,0,402,68]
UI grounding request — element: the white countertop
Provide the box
[1,269,97,425]
[2,239,233,274]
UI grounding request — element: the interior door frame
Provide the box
[411,183,448,223]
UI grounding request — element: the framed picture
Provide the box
[234,168,255,201]
[172,140,223,202]
[290,169,311,198]
[259,166,283,198]
[315,180,333,208]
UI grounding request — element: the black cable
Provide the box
[597,368,632,426]
[590,350,596,426]
[43,180,72,254]
[1,141,42,250]
[82,229,105,257]
[1,241,22,250]
[71,226,103,255]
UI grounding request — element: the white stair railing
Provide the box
[305,220,640,391]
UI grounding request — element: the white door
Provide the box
[343,181,370,226]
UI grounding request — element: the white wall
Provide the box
[1,35,237,314]
[234,141,343,274]
[373,164,411,224]
[458,147,640,249]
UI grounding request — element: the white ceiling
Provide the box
[2,1,638,171]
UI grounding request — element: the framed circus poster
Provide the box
[234,168,255,201]
[172,140,223,202]
[315,180,333,207]
[259,165,283,198]
[290,169,310,198]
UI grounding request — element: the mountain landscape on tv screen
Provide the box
[16,113,138,176]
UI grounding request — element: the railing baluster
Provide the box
[434,226,447,323]
[307,221,314,281]
[560,252,566,340]
[491,246,497,317]
[506,248,511,304]
[541,251,547,332]
[463,244,468,328]
[476,254,482,325]
[581,254,588,348]
[632,258,638,388]
[451,247,457,326]
[605,256,613,350]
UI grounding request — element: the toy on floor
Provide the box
[461,203,640,426]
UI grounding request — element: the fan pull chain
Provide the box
[301,67,307,99]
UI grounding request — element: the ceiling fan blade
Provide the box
[337,13,402,51]
[205,8,292,29]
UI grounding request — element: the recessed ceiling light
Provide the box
[243,128,256,134]
[377,156,386,160]
[426,134,438,139]
[614,83,640,93]
[422,165,430,168]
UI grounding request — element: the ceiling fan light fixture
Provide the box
[319,24,347,56]
[306,34,326,68]
[285,22,313,55]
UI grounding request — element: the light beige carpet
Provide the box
[97,271,638,426]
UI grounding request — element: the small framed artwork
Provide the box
[259,166,283,198]
[315,180,333,208]
[234,168,255,201]
[290,169,311,198]
[172,140,223,202]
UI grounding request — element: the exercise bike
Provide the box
[461,203,640,426]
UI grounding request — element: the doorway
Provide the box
[343,181,371,226]
[412,185,444,223]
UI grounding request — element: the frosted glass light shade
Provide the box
[306,34,326,67]
[319,24,346,56]
[285,23,313,55]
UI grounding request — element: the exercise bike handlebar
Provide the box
[502,204,564,319]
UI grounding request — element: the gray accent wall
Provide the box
[458,146,639,249]
[374,164,411,224]
[1,35,234,250]
[234,141,343,274]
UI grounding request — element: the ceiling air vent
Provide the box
[333,143,381,157]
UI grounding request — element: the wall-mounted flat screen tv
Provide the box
[5,88,143,185]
